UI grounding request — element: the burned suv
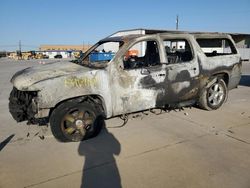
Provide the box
[9,31,242,142]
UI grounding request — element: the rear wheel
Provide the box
[50,100,104,142]
[199,78,228,110]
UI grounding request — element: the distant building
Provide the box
[230,33,250,60]
[38,44,92,59]
[36,50,71,59]
[0,51,9,58]
[231,34,250,48]
[39,44,92,52]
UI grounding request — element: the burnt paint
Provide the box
[139,67,199,108]
[9,33,242,122]
[158,68,198,106]
[139,74,157,88]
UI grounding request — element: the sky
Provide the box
[0,0,250,51]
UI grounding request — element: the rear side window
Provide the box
[197,38,237,57]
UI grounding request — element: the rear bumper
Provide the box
[228,63,242,90]
[228,75,241,90]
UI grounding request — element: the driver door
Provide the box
[112,39,167,115]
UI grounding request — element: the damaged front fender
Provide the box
[9,87,38,122]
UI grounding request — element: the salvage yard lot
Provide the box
[0,58,250,188]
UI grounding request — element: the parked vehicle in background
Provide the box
[9,31,241,142]
[54,54,63,59]
[8,51,50,60]
[35,53,49,59]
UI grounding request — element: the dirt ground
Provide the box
[0,58,250,188]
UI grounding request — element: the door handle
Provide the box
[158,73,166,77]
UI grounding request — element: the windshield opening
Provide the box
[76,41,124,68]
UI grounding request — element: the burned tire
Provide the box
[199,78,228,110]
[50,100,104,142]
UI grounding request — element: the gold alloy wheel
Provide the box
[61,108,95,141]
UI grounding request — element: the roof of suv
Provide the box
[103,32,231,43]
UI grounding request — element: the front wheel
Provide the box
[199,78,228,110]
[50,100,104,142]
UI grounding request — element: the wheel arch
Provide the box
[198,73,228,111]
[212,72,229,86]
[49,95,107,119]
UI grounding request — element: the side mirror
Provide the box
[141,68,150,75]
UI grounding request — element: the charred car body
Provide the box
[9,31,242,142]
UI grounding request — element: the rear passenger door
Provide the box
[161,37,200,103]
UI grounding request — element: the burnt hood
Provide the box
[11,61,90,90]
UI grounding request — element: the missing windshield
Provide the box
[77,41,124,68]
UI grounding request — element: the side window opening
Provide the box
[163,39,193,64]
[196,38,237,57]
[123,40,160,70]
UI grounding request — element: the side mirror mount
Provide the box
[123,55,128,62]
[141,68,150,75]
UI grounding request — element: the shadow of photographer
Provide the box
[78,121,121,188]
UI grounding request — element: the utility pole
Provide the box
[176,15,179,30]
[19,40,22,52]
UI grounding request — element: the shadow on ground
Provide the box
[0,134,15,151]
[78,126,121,188]
[239,75,250,87]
